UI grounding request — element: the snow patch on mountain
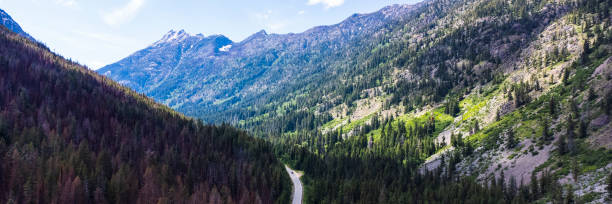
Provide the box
[219,44,232,52]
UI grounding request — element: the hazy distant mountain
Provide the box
[98,4,414,120]
[0,8,34,41]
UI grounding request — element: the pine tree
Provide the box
[558,134,568,155]
[604,92,612,115]
[500,171,506,193]
[530,172,539,199]
[549,75,554,85]
[607,171,612,200]
[549,96,557,117]
[496,109,501,121]
[506,129,518,149]
[563,68,571,85]
[587,88,597,100]
[566,185,575,204]
[572,159,580,182]
[508,176,517,201]
[542,119,552,142]
[444,97,460,116]
[552,182,564,204]
[580,40,590,64]
[578,120,588,138]
[566,115,576,155]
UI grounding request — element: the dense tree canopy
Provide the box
[0,27,291,203]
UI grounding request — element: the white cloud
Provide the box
[253,10,287,32]
[298,10,306,15]
[102,0,146,26]
[255,10,273,20]
[54,0,77,7]
[72,30,129,45]
[267,22,287,31]
[307,0,344,8]
[85,60,106,70]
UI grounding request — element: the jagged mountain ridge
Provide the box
[98,4,415,118]
[0,8,34,41]
[100,29,233,93]
[98,0,612,202]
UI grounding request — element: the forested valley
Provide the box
[1,0,612,202]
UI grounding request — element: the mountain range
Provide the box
[99,0,612,202]
[98,4,414,121]
[1,0,611,203]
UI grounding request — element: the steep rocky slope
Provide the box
[100,0,612,202]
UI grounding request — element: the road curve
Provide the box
[284,165,303,204]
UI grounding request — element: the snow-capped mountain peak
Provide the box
[155,29,193,45]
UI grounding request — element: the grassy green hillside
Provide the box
[272,0,612,202]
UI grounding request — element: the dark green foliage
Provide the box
[451,133,464,148]
[276,0,612,199]
[566,185,575,204]
[603,91,612,114]
[558,134,568,155]
[35,0,612,202]
[275,0,612,201]
[496,109,502,121]
[279,140,571,204]
[506,129,518,149]
[578,120,588,138]
[513,82,531,107]
[530,171,540,198]
[542,119,553,142]
[444,97,461,116]
[566,114,577,155]
[580,40,590,64]
[608,171,612,200]
[563,68,571,85]
[0,27,291,203]
[550,96,557,117]
[587,87,597,100]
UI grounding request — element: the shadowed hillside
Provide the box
[0,26,291,203]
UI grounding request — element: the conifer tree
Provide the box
[530,172,539,199]
[558,134,568,155]
[578,120,588,139]
[566,115,576,155]
[607,171,612,200]
[566,185,575,204]
[563,68,571,85]
[542,119,552,142]
[572,159,580,182]
[506,129,518,149]
[549,96,557,117]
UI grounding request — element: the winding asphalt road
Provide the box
[284,165,303,204]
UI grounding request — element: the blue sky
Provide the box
[0,0,420,69]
